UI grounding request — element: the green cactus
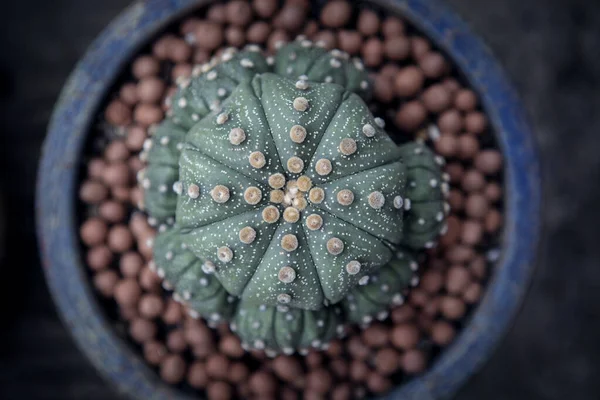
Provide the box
[342,248,419,325]
[398,142,448,249]
[274,39,372,100]
[142,41,447,354]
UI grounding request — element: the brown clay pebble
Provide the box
[457,134,480,160]
[99,200,126,223]
[454,89,478,111]
[120,251,143,277]
[268,30,290,53]
[206,354,230,380]
[380,63,400,80]
[139,266,161,292]
[485,182,503,203]
[358,9,380,36]
[229,362,249,384]
[88,158,106,179]
[440,215,461,247]
[431,320,456,346]
[225,26,245,47]
[162,299,183,325]
[347,336,369,360]
[168,39,191,63]
[410,36,430,60]
[350,360,369,382]
[338,30,363,55]
[421,270,444,293]
[464,282,483,304]
[111,186,130,203]
[382,17,405,38]
[362,323,389,348]
[105,99,131,126]
[187,362,209,389]
[93,270,118,297]
[419,51,448,79]
[391,304,415,324]
[391,323,420,350]
[249,370,278,395]
[402,349,427,374]
[226,0,253,26]
[313,30,337,50]
[119,306,138,322]
[374,347,401,375]
[104,140,130,162]
[137,77,165,104]
[114,278,142,307]
[362,38,384,67]
[171,64,192,81]
[253,0,278,18]
[465,111,488,135]
[134,104,164,126]
[138,293,164,319]
[160,354,186,385]
[332,383,352,400]
[193,49,211,64]
[438,109,463,134]
[465,194,489,219]
[207,381,232,400]
[447,245,475,264]
[434,134,457,157]
[485,209,503,233]
[126,126,146,151]
[469,255,487,280]
[79,180,108,204]
[80,217,108,246]
[374,74,394,103]
[303,20,319,37]
[274,5,307,32]
[440,296,467,320]
[247,21,271,44]
[409,288,429,308]
[129,317,157,343]
[305,351,323,368]
[447,190,464,213]
[144,340,167,366]
[385,36,410,60]
[194,22,224,51]
[273,356,303,383]
[152,35,176,60]
[167,329,187,353]
[330,358,349,379]
[475,150,503,175]
[107,225,133,253]
[443,77,461,94]
[86,245,113,271]
[462,169,486,192]
[180,18,201,35]
[446,162,464,183]
[446,265,471,294]
[321,1,352,28]
[367,372,393,394]
[395,101,426,131]
[394,66,424,97]
[119,83,138,105]
[207,3,226,23]
[306,369,332,394]
[132,55,160,78]
[219,335,244,358]
[422,84,452,113]
[462,220,484,245]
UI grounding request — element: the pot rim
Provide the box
[36,1,542,399]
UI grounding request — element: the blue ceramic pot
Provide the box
[36,0,541,399]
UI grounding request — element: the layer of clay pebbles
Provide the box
[78,1,504,399]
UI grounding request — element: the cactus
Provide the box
[142,41,447,354]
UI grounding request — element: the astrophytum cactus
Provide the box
[142,41,446,353]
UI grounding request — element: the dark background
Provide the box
[0,0,599,399]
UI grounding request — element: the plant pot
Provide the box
[36,0,541,399]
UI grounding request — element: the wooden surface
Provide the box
[0,0,599,399]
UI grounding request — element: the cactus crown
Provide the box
[141,41,447,354]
